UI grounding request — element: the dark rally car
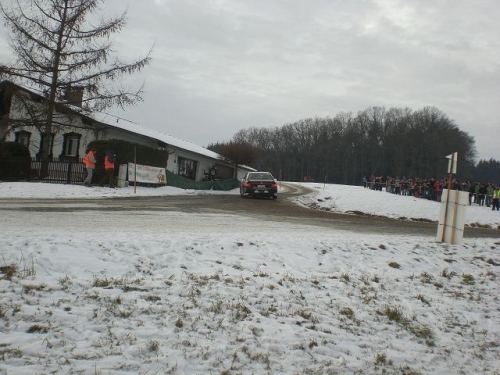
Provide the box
[240,172,278,199]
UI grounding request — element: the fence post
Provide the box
[67,161,73,184]
[29,159,34,182]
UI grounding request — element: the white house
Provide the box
[0,81,253,181]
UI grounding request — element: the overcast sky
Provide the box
[1,0,499,162]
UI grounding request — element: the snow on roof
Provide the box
[89,112,224,161]
[2,80,225,162]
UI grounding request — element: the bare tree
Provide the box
[208,141,258,177]
[0,0,152,165]
[229,106,477,184]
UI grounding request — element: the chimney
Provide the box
[64,86,84,107]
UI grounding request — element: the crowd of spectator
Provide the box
[362,175,500,210]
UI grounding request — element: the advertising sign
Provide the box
[128,163,166,184]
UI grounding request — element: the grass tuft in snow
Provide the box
[0,264,17,281]
[23,283,47,293]
[93,276,111,288]
[420,271,434,284]
[1,253,36,280]
[416,294,431,306]
[0,347,23,361]
[383,305,404,323]
[462,273,475,285]
[340,273,350,282]
[147,339,160,353]
[374,351,391,365]
[441,268,457,279]
[27,324,49,334]
[58,274,72,290]
[381,305,434,345]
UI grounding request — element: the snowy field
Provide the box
[1,182,499,374]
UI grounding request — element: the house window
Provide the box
[63,133,81,157]
[177,157,197,180]
[15,131,31,147]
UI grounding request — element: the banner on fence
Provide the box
[128,163,166,184]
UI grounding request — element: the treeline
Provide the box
[209,106,497,184]
[474,159,500,185]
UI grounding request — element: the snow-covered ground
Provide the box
[1,182,499,374]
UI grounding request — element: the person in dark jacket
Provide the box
[477,183,487,206]
[99,150,116,188]
[486,183,494,207]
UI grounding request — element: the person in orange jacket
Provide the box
[99,150,116,188]
[82,148,96,186]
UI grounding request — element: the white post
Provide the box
[134,144,137,194]
[117,164,128,188]
[437,152,467,244]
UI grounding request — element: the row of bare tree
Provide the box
[474,159,500,185]
[211,106,477,184]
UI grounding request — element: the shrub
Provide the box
[0,141,31,181]
[0,141,31,158]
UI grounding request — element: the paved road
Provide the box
[1,182,499,238]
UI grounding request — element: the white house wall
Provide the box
[236,168,248,180]
[3,83,255,182]
[98,128,234,182]
[168,148,207,180]
[4,124,94,159]
[7,95,96,159]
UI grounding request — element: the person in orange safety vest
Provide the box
[82,148,96,186]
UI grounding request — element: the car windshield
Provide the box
[248,173,273,181]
